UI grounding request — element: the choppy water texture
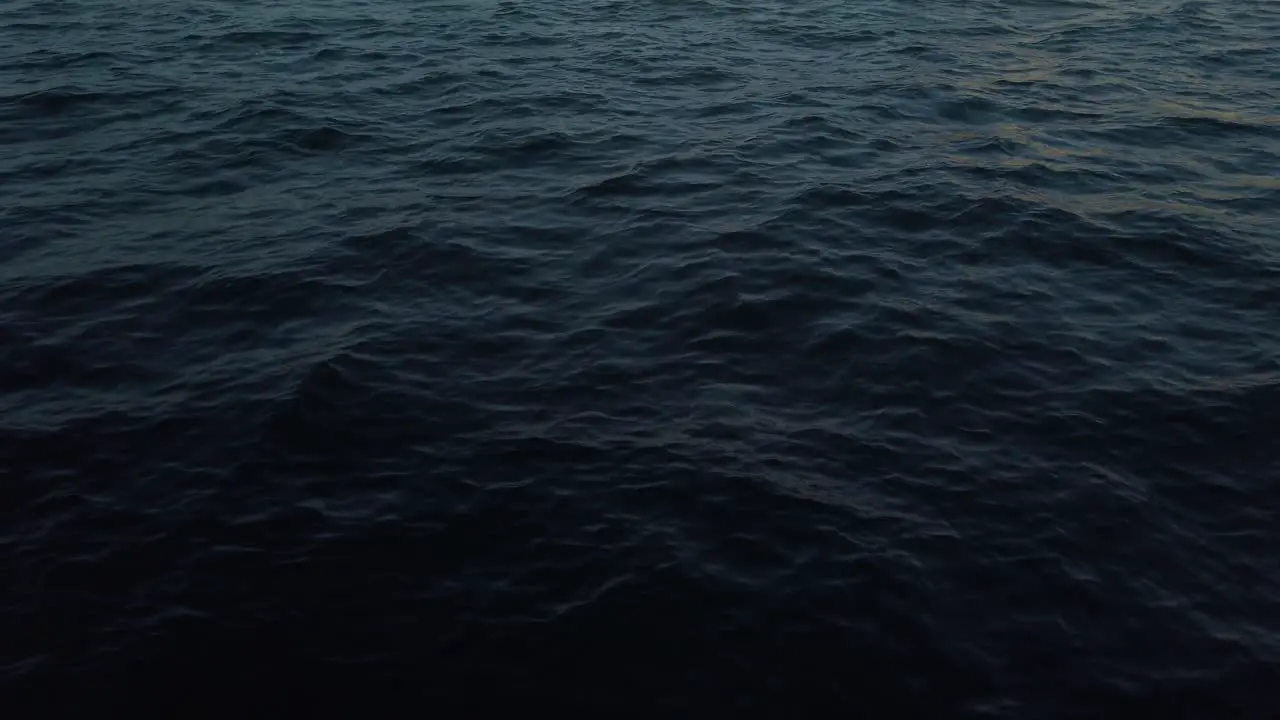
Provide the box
[3,0,1279,716]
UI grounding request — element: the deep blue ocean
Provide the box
[3,0,1278,716]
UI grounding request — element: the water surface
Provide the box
[2,0,1279,716]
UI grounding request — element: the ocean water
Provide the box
[2,0,1279,716]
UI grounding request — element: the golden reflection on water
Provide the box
[1153,99,1280,129]
[943,123,1105,169]
[921,21,1276,231]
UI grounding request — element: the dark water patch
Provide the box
[2,89,124,119]
[1160,112,1280,139]
[210,30,327,47]
[633,66,745,88]
[286,125,363,152]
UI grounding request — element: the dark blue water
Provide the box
[3,0,1279,716]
